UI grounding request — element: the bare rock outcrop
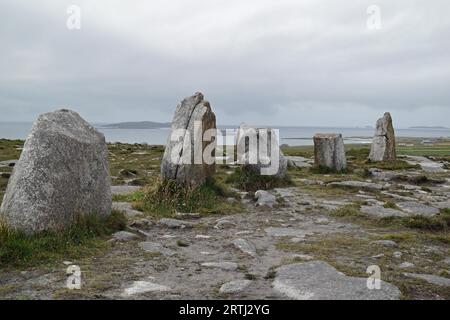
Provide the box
[0,109,111,235]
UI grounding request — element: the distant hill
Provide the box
[409,126,449,129]
[101,121,171,129]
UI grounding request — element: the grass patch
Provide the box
[393,175,446,185]
[330,204,363,218]
[310,166,350,174]
[384,201,400,210]
[140,177,243,217]
[226,167,293,192]
[403,210,450,231]
[0,210,126,269]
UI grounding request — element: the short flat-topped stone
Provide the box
[273,261,401,300]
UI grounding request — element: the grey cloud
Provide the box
[0,0,449,127]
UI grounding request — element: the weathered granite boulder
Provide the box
[236,124,288,177]
[0,109,111,235]
[369,112,396,162]
[313,133,347,171]
[161,92,216,188]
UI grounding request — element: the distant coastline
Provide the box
[409,126,449,129]
[99,121,171,129]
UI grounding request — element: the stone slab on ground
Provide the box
[111,185,141,196]
[273,261,401,300]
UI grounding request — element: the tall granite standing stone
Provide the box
[0,109,111,235]
[369,112,397,162]
[313,133,347,171]
[236,124,288,177]
[161,92,216,188]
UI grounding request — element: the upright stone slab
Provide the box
[369,112,396,162]
[236,124,287,177]
[0,109,111,235]
[313,133,347,171]
[161,92,216,188]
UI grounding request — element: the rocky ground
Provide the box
[0,140,449,300]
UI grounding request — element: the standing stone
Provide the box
[161,92,216,188]
[0,109,111,235]
[369,112,396,162]
[313,133,347,171]
[236,124,288,177]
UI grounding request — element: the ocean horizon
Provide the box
[1,122,449,146]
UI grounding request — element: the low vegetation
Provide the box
[226,167,293,192]
[139,177,243,217]
[403,209,450,231]
[0,210,127,269]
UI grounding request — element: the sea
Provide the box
[1,122,449,146]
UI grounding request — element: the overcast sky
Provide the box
[1,0,449,127]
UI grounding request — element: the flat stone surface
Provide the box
[219,280,252,294]
[112,231,139,242]
[371,240,399,248]
[399,262,414,269]
[159,218,195,229]
[404,156,446,173]
[112,202,143,218]
[201,262,238,271]
[273,261,401,300]
[138,242,175,256]
[404,273,450,287]
[286,156,312,168]
[361,205,409,218]
[122,281,171,296]
[255,190,278,208]
[111,185,141,196]
[396,201,440,217]
[232,238,257,257]
[265,227,312,238]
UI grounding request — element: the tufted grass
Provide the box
[226,166,292,192]
[0,210,126,269]
[139,177,243,217]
